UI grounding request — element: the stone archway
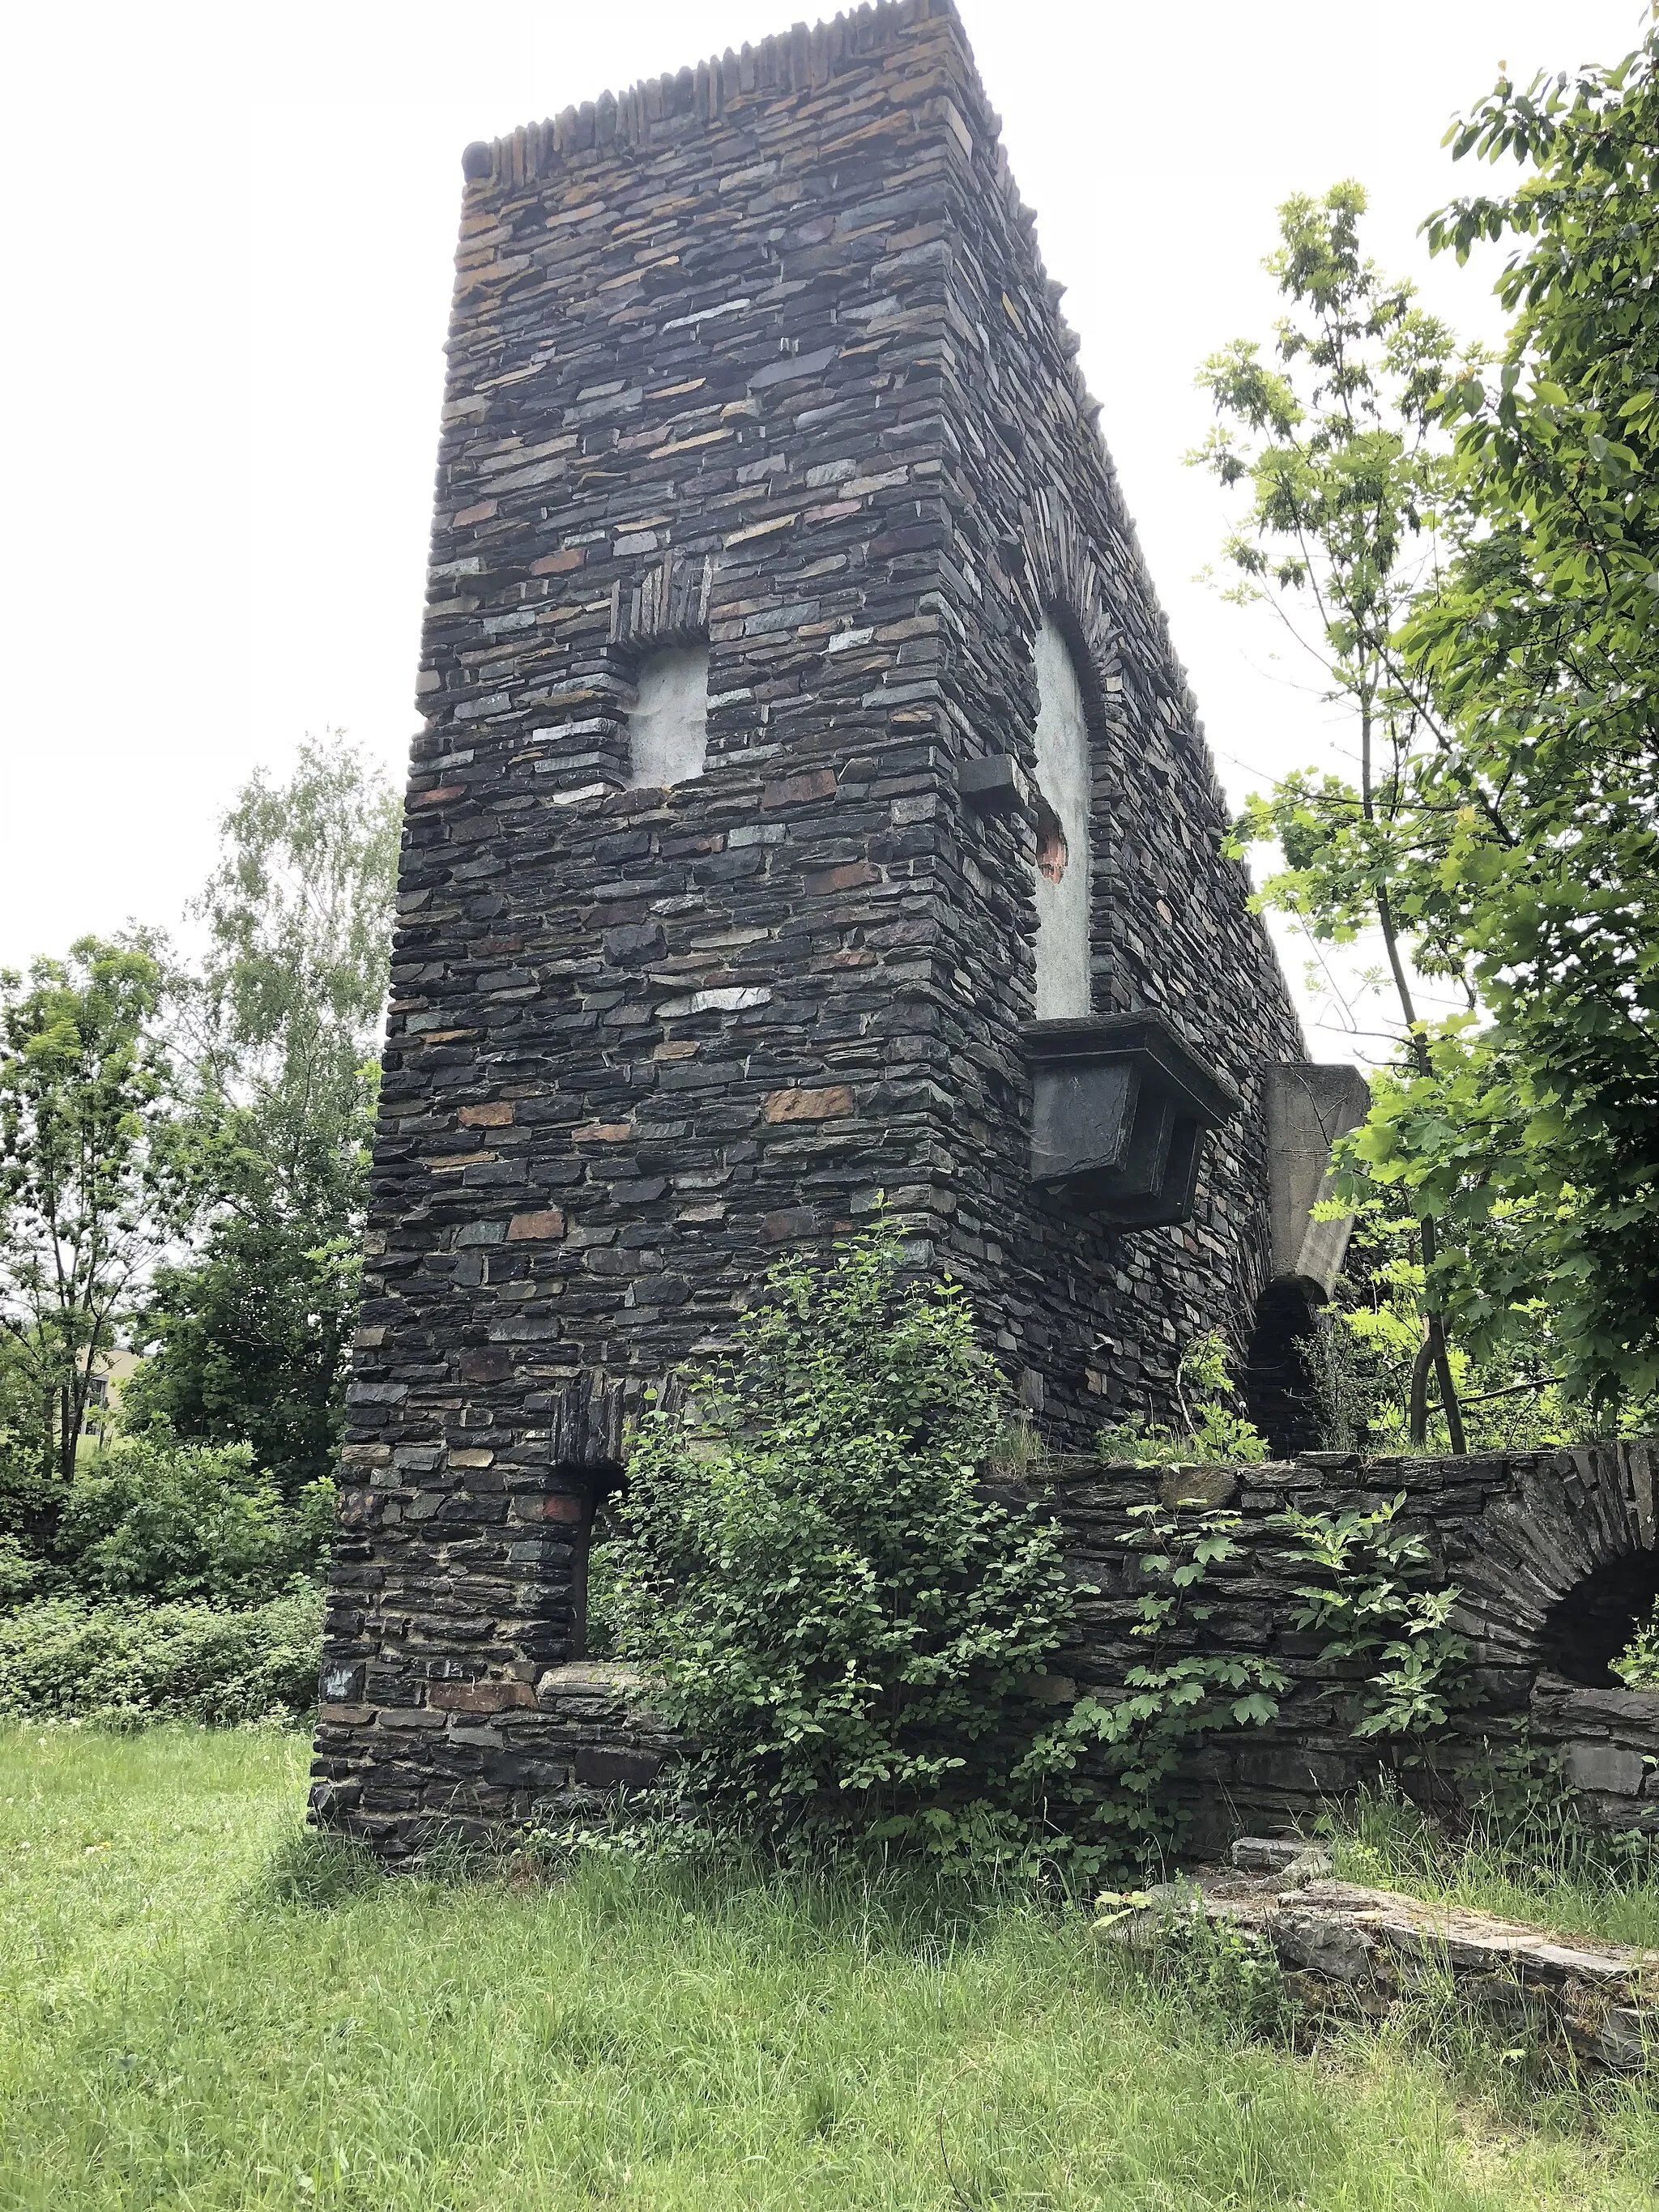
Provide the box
[1451,1446,1659,1704]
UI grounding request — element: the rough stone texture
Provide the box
[1531,1672,1659,1832]
[1016,1437,1659,1846]
[1109,1840,1659,2071]
[313,0,1311,1854]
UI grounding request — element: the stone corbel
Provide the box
[1265,1063,1371,1301]
[1025,1012,1239,1228]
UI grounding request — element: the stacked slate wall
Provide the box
[313,0,1303,1852]
[1021,1437,1659,1845]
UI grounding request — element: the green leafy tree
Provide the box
[129,738,400,1494]
[604,1218,1078,1862]
[1367,27,1659,1408]
[55,1435,334,1609]
[0,939,182,1494]
[1189,182,1471,1450]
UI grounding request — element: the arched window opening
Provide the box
[1539,1554,1659,1686]
[627,643,709,789]
[1030,615,1092,1018]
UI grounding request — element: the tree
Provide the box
[1188,183,1472,1447]
[128,738,401,1495]
[0,939,181,1491]
[1370,27,1659,1409]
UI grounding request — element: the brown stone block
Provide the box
[765,1085,855,1123]
[762,767,838,809]
[541,1495,585,1524]
[429,1680,538,1714]
[804,861,880,894]
[508,1209,566,1241]
[460,1101,515,1127]
[531,548,585,574]
[454,499,499,526]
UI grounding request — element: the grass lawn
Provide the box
[2,1727,1659,2209]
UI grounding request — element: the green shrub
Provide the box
[1613,1600,1659,1690]
[0,1584,322,1725]
[54,1435,334,1608]
[1095,1332,1269,1468]
[605,1217,1078,1864]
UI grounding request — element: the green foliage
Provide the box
[1358,28,1659,1410]
[0,1584,322,1725]
[0,937,185,1489]
[1612,1600,1659,1691]
[53,1434,334,1609]
[1097,1886,1293,2041]
[1040,1498,1286,1873]
[603,1217,1078,1863]
[125,1217,364,1502]
[1192,182,1473,1451]
[1276,1494,1473,1743]
[1095,1331,1269,1468]
[1305,1207,1632,1457]
[136,737,399,1494]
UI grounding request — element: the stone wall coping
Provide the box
[461,0,970,194]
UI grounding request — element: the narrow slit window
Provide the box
[627,643,710,789]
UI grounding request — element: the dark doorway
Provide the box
[1539,1551,1659,1686]
[1242,1282,1321,1459]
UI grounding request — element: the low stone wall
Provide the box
[313,1437,1659,1855]
[1017,1438,1659,1846]
[311,1660,677,1853]
[1115,1838,1659,2072]
[1531,1673,1659,1832]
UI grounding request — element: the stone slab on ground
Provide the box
[1105,1838,1659,2071]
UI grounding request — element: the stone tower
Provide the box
[313,0,1347,1851]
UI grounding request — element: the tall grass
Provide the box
[2,1725,1658,2208]
[1321,1777,1659,1950]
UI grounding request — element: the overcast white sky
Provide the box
[1,0,1642,1054]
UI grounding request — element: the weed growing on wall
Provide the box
[1094,1332,1269,1468]
[1276,1495,1473,1748]
[603,1217,1078,1865]
[1032,1498,1287,1875]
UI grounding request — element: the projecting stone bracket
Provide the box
[1025,1012,1239,1228]
[1265,1063,1371,1300]
[959,752,1033,819]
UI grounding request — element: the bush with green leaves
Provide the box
[603,1219,1078,1863]
[1275,1494,1473,1746]
[0,1583,322,1725]
[1612,1602,1659,1692]
[53,1434,335,1609]
[1095,1332,1269,1468]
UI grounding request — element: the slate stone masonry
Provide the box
[313,0,1311,1852]
[1021,1437,1659,1847]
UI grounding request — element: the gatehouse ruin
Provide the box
[310,0,1659,1855]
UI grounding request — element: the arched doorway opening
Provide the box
[1538,1553,1659,1686]
[1242,1281,1321,1459]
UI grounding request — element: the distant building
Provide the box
[79,1349,140,1453]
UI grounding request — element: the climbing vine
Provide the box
[1030,1494,1286,1873]
[1275,1494,1473,1747]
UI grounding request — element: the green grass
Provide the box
[3,1728,1659,2208]
[1323,1781,1659,1952]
